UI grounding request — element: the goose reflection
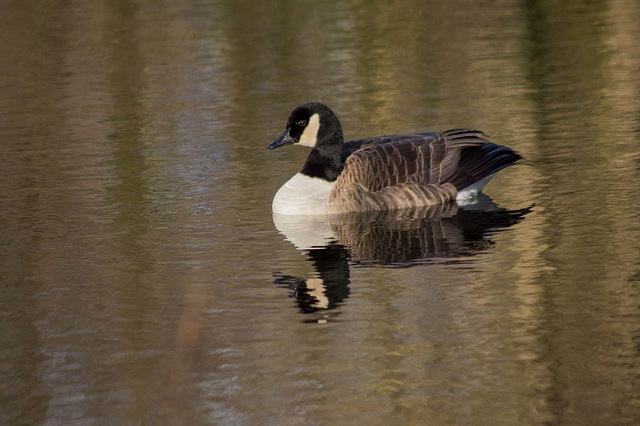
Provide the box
[273,195,531,316]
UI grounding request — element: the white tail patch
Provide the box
[298,113,320,147]
[456,174,496,203]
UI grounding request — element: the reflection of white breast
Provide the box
[272,212,335,250]
[272,173,335,215]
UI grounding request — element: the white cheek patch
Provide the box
[298,113,320,147]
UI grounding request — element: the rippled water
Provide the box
[2,1,640,424]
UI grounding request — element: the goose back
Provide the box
[328,129,520,213]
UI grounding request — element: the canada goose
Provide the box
[268,103,521,215]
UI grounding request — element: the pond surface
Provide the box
[2,0,640,424]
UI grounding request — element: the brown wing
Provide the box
[339,130,490,190]
[329,130,518,213]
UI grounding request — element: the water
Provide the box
[2,0,640,424]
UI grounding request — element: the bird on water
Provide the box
[268,103,521,215]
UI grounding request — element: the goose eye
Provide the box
[296,120,307,127]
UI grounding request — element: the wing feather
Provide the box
[331,130,521,213]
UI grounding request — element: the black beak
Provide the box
[267,130,296,150]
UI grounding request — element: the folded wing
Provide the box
[330,130,520,212]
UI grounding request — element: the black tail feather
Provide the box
[450,143,522,191]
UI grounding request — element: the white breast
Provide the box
[272,173,334,215]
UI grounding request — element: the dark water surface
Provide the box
[2,0,640,424]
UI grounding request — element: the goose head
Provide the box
[268,103,343,151]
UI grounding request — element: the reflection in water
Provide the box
[274,243,350,314]
[274,195,531,315]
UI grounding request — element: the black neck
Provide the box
[300,134,344,182]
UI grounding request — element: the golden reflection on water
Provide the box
[2,0,640,424]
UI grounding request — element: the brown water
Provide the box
[2,0,640,424]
